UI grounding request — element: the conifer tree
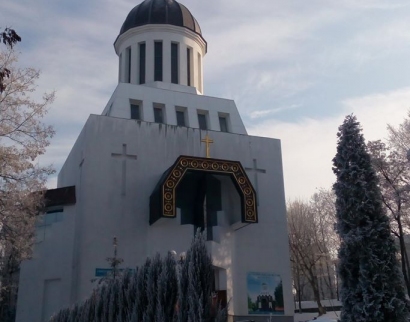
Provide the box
[333,115,409,322]
[136,258,150,321]
[156,252,178,322]
[185,231,214,321]
[49,231,227,322]
[143,253,162,322]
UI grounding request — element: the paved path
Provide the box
[294,311,340,322]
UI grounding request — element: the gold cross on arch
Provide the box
[201,134,214,158]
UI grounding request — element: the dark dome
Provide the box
[119,0,203,37]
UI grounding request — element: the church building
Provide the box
[16,1,293,321]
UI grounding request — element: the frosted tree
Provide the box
[287,199,326,314]
[183,231,214,321]
[177,249,189,322]
[0,44,55,321]
[143,253,162,322]
[156,252,178,322]
[367,140,410,295]
[333,115,409,322]
[0,27,21,92]
[49,231,227,322]
[135,258,150,321]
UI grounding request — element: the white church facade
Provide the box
[16,1,293,321]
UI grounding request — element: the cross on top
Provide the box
[111,144,137,196]
[201,135,214,158]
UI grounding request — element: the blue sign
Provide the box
[95,268,135,277]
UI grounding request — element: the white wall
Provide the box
[101,83,248,134]
[18,115,292,321]
[16,204,77,322]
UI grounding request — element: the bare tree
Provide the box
[310,189,339,300]
[387,111,410,156]
[288,199,327,315]
[0,44,55,321]
[368,139,410,296]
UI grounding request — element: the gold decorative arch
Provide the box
[159,155,257,223]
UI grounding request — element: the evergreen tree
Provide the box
[94,285,106,322]
[136,258,150,321]
[177,251,189,322]
[333,115,409,322]
[156,252,178,322]
[49,231,227,322]
[185,231,214,322]
[143,253,162,322]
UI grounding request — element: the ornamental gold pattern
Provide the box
[161,156,257,223]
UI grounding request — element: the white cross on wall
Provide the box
[111,144,137,196]
[245,158,266,206]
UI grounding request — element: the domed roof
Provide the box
[119,0,203,37]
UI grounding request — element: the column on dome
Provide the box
[163,39,171,83]
[115,29,205,94]
[197,52,203,93]
[145,40,155,84]
[129,43,137,84]
[118,46,134,84]
[192,48,197,89]
[118,52,122,82]
[179,44,188,86]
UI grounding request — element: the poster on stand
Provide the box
[247,272,284,315]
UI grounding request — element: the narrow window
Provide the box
[198,113,207,130]
[176,110,185,126]
[139,43,146,84]
[219,116,228,132]
[171,43,179,84]
[130,104,140,120]
[154,105,164,123]
[154,41,163,81]
[126,47,131,83]
[187,48,192,86]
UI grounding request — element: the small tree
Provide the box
[333,114,409,322]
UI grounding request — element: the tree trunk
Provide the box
[308,273,326,316]
[325,261,335,299]
[312,282,326,316]
[397,217,410,296]
[296,268,302,313]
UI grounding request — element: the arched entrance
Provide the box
[150,155,258,226]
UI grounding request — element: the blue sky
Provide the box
[2,0,410,199]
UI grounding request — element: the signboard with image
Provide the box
[247,272,284,315]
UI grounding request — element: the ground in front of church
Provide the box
[294,311,340,322]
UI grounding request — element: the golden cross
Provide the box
[201,135,214,158]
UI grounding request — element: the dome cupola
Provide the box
[119,0,203,40]
[115,0,207,94]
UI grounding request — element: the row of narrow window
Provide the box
[130,104,229,132]
[122,42,199,87]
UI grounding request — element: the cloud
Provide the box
[249,104,301,119]
[248,87,410,200]
[3,0,410,199]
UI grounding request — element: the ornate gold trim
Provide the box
[161,155,257,223]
